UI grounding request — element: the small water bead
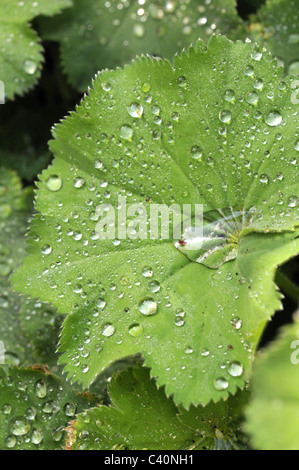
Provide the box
[228,362,243,377]
[287,32,299,45]
[265,111,282,127]
[142,266,153,278]
[295,141,299,152]
[260,174,270,184]
[148,3,164,19]
[52,427,64,442]
[230,317,242,330]
[101,82,111,92]
[6,436,16,448]
[31,428,43,445]
[11,418,31,436]
[223,89,235,102]
[190,146,202,161]
[151,105,160,115]
[201,348,210,357]
[141,82,151,93]
[41,245,52,255]
[25,407,37,421]
[43,401,54,414]
[133,23,145,38]
[244,65,254,76]
[254,78,264,90]
[214,377,229,391]
[127,103,143,118]
[149,280,161,293]
[35,379,47,399]
[177,76,188,88]
[64,402,77,417]
[175,315,184,327]
[96,298,106,309]
[138,298,158,316]
[128,323,143,337]
[101,323,115,337]
[24,59,37,75]
[165,0,177,12]
[246,91,259,105]
[94,159,103,169]
[3,404,12,415]
[74,177,86,189]
[219,110,232,124]
[185,346,193,354]
[118,125,133,140]
[251,50,263,61]
[288,196,298,208]
[46,175,62,192]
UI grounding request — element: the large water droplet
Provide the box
[128,323,143,337]
[118,125,133,140]
[46,175,62,192]
[138,298,158,316]
[11,418,31,436]
[127,103,143,118]
[214,377,229,391]
[219,110,232,124]
[228,362,243,377]
[31,428,44,445]
[35,379,47,399]
[175,208,254,269]
[24,59,37,75]
[265,111,282,127]
[101,323,115,337]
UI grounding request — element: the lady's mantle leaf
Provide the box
[0,0,72,100]
[246,319,299,450]
[70,366,248,450]
[12,36,299,407]
[39,0,243,91]
[0,365,95,450]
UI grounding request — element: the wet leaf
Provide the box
[0,365,95,450]
[246,319,299,450]
[0,0,72,100]
[39,0,243,91]
[250,0,299,76]
[0,168,35,366]
[70,366,248,450]
[12,36,299,407]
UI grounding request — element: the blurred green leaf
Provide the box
[246,319,299,450]
[39,0,243,91]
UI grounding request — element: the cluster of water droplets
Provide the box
[0,370,86,449]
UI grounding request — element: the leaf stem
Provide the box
[275,269,299,305]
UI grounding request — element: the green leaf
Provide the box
[39,0,243,91]
[70,366,248,450]
[250,0,299,76]
[0,365,95,450]
[13,36,299,407]
[0,0,72,100]
[19,298,63,371]
[0,168,36,366]
[245,319,299,450]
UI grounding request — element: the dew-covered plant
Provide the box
[0,0,299,451]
